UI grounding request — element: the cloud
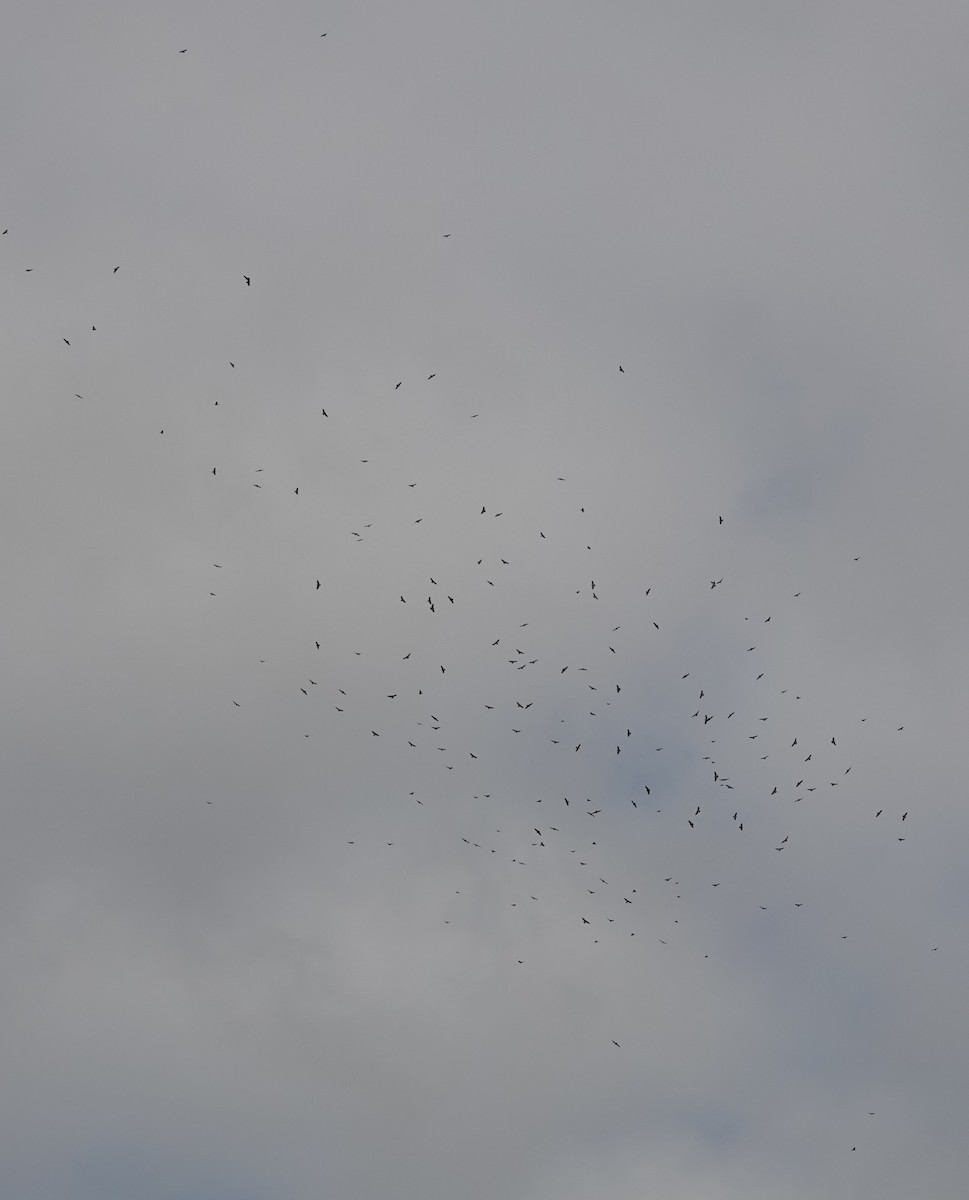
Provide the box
[0,2,966,1197]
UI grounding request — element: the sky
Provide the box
[2,2,968,1197]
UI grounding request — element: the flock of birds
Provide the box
[8,213,915,1161]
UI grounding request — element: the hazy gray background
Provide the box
[2,2,967,1197]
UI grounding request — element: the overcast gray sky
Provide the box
[2,2,968,1197]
